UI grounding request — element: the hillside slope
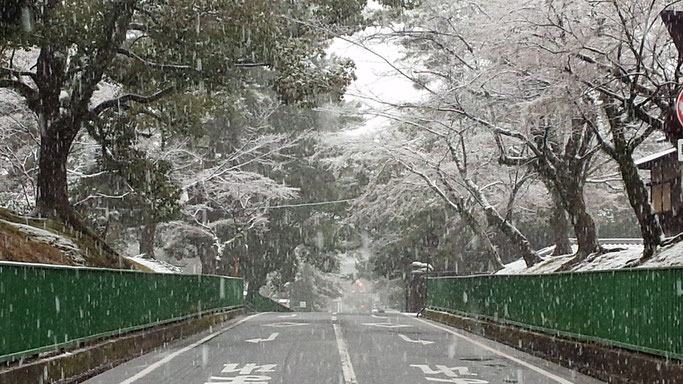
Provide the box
[0,208,140,269]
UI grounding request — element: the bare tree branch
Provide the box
[92,86,175,115]
[117,48,193,71]
[0,79,37,101]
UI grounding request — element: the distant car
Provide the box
[343,290,373,314]
[372,307,385,314]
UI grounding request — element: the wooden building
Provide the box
[635,147,683,236]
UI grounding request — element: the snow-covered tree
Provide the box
[510,0,680,260]
[0,0,361,249]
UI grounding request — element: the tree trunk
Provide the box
[570,209,599,257]
[564,184,599,258]
[559,119,600,258]
[139,223,157,258]
[458,206,504,270]
[550,188,572,255]
[615,153,663,260]
[601,98,663,260]
[199,243,217,275]
[34,121,121,263]
[36,132,73,218]
[35,44,73,218]
[482,206,541,267]
[460,176,540,268]
[233,251,240,277]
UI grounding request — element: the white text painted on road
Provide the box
[222,364,277,374]
[411,365,475,377]
[411,364,488,384]
[399,334,434,345]
[119,313,263,384]
[206,375,271,383]
[206,363,278,383]
[245,333,279,343]
[413,317,575,384]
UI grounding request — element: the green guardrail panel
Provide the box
[0,262,244,364]
[426,267,683,360]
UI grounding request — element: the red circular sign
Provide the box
[677,88,683,127]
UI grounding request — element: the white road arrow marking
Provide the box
[362,322,412,329]
[222,363,277,374]
[119,313,264,384]
[399,334,434,345]
[245,333,279,343]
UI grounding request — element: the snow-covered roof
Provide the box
[635,147,676,169]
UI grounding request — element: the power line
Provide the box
[266,198,357,209]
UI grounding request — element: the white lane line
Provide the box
[121,313,264,384]
[333,323,358,384]
[412,317,574,384]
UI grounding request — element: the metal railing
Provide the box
[427,266,683,360]
[0,261,243,364]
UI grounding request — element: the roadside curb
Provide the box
[423,308,683,384]
[0,308,245,384]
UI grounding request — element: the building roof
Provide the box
[635,147,677,169]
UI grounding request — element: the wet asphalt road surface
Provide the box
[83,312,604,384]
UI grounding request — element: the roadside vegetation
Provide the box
[2,0,683,305]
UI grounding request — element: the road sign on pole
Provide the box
[677,89,683,128]
[678,139,683,162]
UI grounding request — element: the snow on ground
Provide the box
[642,240,683,268]
[0,218,85,263]
[574,246,643,271]
[124,254,183,274]
[498,240,683,275]
[123,236,202,274]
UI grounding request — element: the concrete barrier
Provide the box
[0,308,244,384]
[423,308,683,383]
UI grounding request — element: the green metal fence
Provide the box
[427,267,683,360]
[0,261,244,364]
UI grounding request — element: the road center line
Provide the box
[333,323,359,384]
[411,316,574,384]
[120,313,264,384]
